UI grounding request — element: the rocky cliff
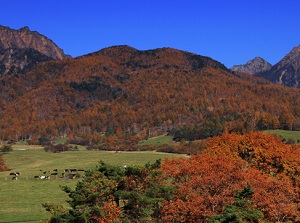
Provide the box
[0,25,68,76]
[0,25,67,59]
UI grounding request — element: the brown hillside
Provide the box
[0,45,300,141]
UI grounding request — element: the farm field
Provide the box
[263,129,300,143]
[0,147,183,223]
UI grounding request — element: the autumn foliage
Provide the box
[0,46,300,145]
[0,155,11,172]
[161,132,300,222]
[204,132,300,185]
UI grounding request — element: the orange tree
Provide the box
[204,132,300,185]
[0,155,11,172]
[161,132,300,222]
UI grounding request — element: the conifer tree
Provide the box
[209,183,263,223]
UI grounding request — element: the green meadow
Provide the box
[0,147,182,223]
[139,135,174,145]
[263,129,300,143]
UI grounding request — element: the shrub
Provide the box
[44,144,71,153]
[0,145,13,153]
[286,138,296,144]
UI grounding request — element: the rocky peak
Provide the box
[0,25,69,77]
[231,57,272,75]
[0,25,68,59]
[19,26,30,31]
[258,45,300,88]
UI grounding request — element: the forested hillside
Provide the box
[0,45,300,143]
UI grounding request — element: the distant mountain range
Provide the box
[0,24,300,141]
[258,46,300,88]
[1,25,300,88]
[230,46,300,88]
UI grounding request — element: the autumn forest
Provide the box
[1,46,300,144]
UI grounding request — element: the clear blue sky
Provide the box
[1,0,300,68]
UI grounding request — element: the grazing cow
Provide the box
[39,176,50,180]
[10,172,20,176]
[10,172,20,180]
[34,176,40,179]
[53,169,58,172]
[64,173,81,180]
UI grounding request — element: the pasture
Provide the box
[0,147,183,223]
[139,135,174,145]
[263,129,300,143]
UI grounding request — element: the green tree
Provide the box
[209,184,263,223]
[45,160,175,222]
[118,160,175,222]
[59,170,121,223]
[42,203,70,223]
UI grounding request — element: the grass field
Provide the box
[263,129,300,143]
[139,135,174,145]
[0,147,183,223]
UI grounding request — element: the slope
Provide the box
[0,45,300,142]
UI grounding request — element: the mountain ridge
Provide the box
[0,44,300,142]
[231,46,300,88]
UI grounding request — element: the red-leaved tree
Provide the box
[161,132,300,222]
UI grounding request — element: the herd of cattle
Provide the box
[9,168,85,180]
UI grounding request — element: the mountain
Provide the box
[231,57,272,75]
[258,46,300,88]
[0,25,69,76]
[1,45,300,143]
